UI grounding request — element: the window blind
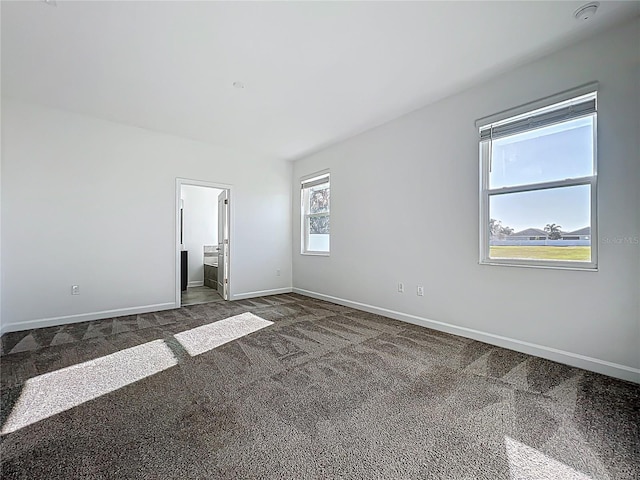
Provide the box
[480,95,596,141]
[301,174,329,189]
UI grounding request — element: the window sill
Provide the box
[479,260,597,272]
[301,251,330,257]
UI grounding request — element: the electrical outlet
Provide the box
[417,286,424,296]
[398,282,404,293]
[276,269,281,276]
[71,285,80,295]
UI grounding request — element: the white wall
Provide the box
[292,19,640,382]
[0,5,3,333]
[181,185,220,286]
[1,100,293,331]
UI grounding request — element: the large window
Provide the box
[301,172,330,255]
[478,87,598,269]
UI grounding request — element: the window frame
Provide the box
[300,171,330,256]
[478,85,599,271]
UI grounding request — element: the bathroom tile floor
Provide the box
[181,286,223,306]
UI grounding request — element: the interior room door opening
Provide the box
[176,178,232,307]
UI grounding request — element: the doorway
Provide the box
[176,178,231,307]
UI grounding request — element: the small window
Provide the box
[301,172,330,255]
[478,87,598,269]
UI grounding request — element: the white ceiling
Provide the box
[2,1,638,160]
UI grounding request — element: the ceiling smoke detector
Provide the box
[574,2,599,21]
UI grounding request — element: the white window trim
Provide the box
[300,170,330,256]
[478,87,598,271]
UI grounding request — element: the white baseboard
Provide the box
[293,288,640,384]
[0,303,177,335]
[188,280,204,288]
[1,286,294,335]
[232,287,293,301]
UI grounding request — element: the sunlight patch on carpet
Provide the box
[2,340,178,435]
[174,312,273,356]
[505,436,594,480]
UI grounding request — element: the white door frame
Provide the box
[175,177,233,307]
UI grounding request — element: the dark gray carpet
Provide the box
[1,293,638,479]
